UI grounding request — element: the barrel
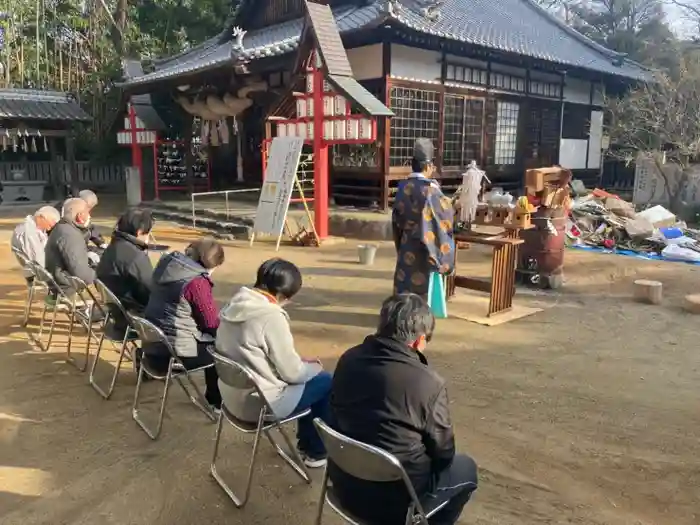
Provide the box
[518,207,567,288]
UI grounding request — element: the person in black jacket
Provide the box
[329,293,478,525]
[96,208,155,333]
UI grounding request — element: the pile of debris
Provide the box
[566,188,700,263]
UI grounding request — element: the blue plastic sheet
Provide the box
[568,244,700,266]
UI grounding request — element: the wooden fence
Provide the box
[0,161,126,189]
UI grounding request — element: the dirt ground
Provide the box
[0,210,698,525]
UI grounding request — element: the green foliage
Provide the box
[0,0,231,159]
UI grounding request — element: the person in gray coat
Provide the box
[216,258,332,468]
[45,198,96,297]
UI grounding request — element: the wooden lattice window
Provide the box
[443,95,484,168]
[494,101,520,165]
[389,87,439,167]
[529,80,561,99]
[445,63,488,86]
[526,101,561,165]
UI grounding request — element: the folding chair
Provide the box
[129,314,216,440]
[89,279,140,399]
[11,247,48,327]
[209,349,311,508]
[313,419,451,525]
[62,275,104,372]
[30,265,81,355]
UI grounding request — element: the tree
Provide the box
[570,0,678,67]
[606,61,700,211]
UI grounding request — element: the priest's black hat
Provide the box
[412,138,434,164]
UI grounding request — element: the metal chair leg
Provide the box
[66,297,89,371]
[173,373,216,421]
[264,425,311,483]
[39,303,60,352]
[210,409,265,508]
[22,280,35,327]
[90,324,132,400]
[315,468,330,525]
[132,359,174,440]
[33,300,50,351]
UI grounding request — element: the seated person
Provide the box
[144,238,225,409]
[216,258,331,468]
[329,293,478,525]
[11,206,60,280]
[96,208,155,334]
[77,189,107,249]
[45,198,96,297]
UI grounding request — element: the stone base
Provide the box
[142,200,393,241]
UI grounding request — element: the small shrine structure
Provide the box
[264,0,392,238]
[0,88,91,199]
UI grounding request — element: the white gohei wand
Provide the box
[458,161,489,224]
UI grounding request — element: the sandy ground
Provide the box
[0,211,698,525]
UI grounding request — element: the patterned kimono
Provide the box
[392,174,456,297]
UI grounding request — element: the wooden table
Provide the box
[447,225,526,317]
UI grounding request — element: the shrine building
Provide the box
[120,0,649,209]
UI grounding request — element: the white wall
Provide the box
[563,77,591,104]
[347,44,383,81]
[559,139,589,170]
[390,45,441,82]
[587,110,604,170]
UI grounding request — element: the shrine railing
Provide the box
[0,161,126,189]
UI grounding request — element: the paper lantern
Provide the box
[323,121,334,140]
[359,118,372,140]
[296,98,307,118]
[323,96,334,116]
[277,123,287,137]
[346,120,359,140]
[333,120,346,140]
[334,95,347,115]
[297,122,307,139]
[306,74,313,93]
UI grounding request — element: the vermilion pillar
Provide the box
[312,67,329,239]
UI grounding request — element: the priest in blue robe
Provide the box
[391,139,456,297]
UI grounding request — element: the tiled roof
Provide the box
[0,89,91,122]
[120,0,649,89]
[120,39,234,88]
[328,74,394,116]
[235,2,384,60]
[392,0,648,80]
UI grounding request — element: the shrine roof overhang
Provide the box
[0,89,91,123]
[119,0,650,92]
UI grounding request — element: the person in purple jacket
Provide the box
[144,237,225,410]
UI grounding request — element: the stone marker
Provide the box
[683,294,700,314]
[633,279,663,305]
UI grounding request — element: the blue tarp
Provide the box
[567,244,700,266]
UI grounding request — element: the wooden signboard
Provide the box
[251,137,316,250]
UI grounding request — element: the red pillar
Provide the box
[128,103,144,195]
[312,67,329,239]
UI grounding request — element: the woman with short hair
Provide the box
[97,208,155,319]
[144,237,225,409]
[216,258,331,467]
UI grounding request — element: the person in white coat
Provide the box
[216,258,331,467]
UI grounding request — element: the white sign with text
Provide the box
[252,137,304,248]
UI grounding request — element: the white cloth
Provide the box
[11,216,47,276]
[216,286,321,421]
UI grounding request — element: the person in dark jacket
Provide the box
[54,189,106,251]
[144,238,225,409]
[329,293,478,525]
[45,198,96,297]
[96,208,155,333]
